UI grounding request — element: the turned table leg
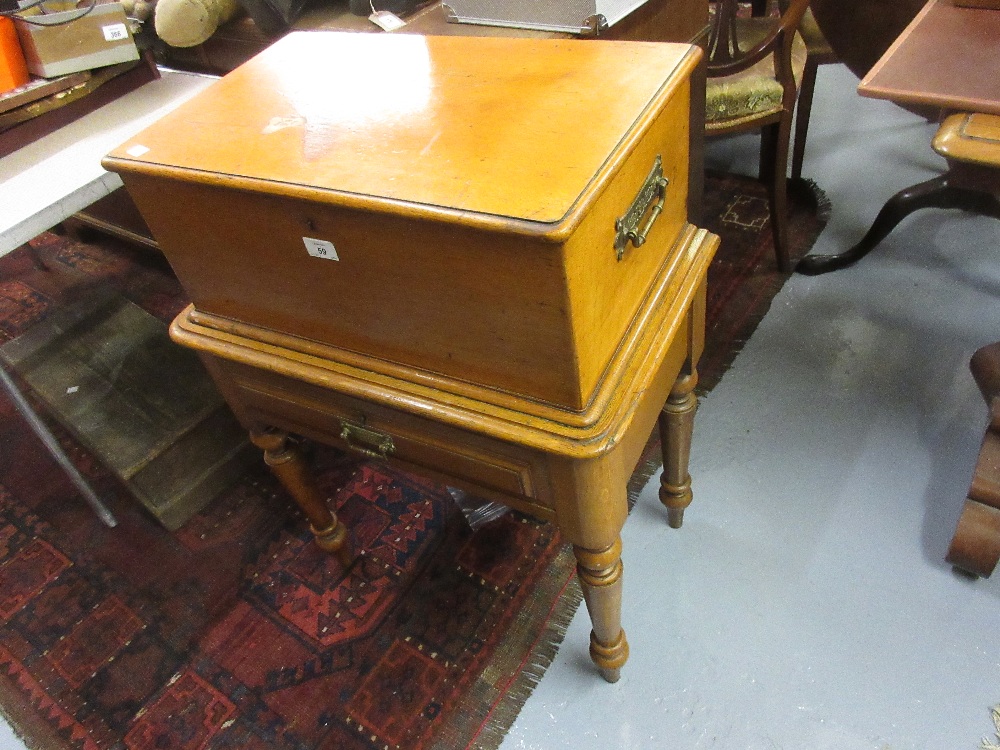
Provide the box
[249,427,352,567]
[573,538,629,683]
[658,371,698,528]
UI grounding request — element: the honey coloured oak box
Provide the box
[103,31,717,683]
[103,31,701,417]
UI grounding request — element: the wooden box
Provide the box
[14,2,139,79]
[104,32,701,417]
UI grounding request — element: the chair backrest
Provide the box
[706,0,811,79]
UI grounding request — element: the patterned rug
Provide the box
[0,173,827,750]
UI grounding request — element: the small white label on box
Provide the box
[369,10,406,31]
[102,23,129,41]
[303,237,339,261]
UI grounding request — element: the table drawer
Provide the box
[223,362,556,519]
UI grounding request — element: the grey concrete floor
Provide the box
[499,63,1000,750]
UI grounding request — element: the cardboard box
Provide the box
[14,2,138,78]
[0,17,30,94]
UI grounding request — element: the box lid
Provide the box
[105,31,695,227]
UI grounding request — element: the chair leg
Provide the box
[791,58,819,181]
[760,121,792,272]
[759,123,776,184]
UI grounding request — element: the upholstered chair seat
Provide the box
[706,27,807,129]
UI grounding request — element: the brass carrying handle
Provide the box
[339,419,395,460]
[614,155,670,260]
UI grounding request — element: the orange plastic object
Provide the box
[0,17,30,95]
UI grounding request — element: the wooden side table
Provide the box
[171,222,717,682]
[105,32,717,682]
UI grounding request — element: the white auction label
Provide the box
[102,23,129,41]
[303,237,339,261]
[369,10,405,31]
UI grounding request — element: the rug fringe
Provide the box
[981,704,1000,750]
[789,176,833,222]
[0,661,68,750]
[429,544,585,750]
[468,580,585,750]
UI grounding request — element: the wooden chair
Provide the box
[705,0,810,271]
[783,3,838,180]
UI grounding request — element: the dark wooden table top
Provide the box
[857,0,1000,115]
[811,0,927,80]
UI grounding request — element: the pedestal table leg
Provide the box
[249,428,352,567]
[796,174,1000,275]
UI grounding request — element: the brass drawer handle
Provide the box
[614,155,669,260]
[339,419,395,460]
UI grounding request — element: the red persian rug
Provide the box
[0,173,826,750]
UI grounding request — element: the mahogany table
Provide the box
[810,0,925,82]
[796,0,1000,275]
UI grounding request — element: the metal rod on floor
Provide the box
[0,363,117,528]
